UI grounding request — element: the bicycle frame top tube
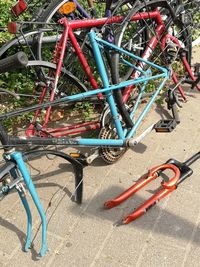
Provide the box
[60,9,163,29]
[52,8,166,98]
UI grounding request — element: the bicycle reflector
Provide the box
[11,0,27,17]
[7,22,20,34]
[59,2,76,15]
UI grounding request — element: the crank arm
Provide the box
[85,149,100,164]
[127,123,155,147]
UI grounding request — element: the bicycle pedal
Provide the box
[154,119,177,133]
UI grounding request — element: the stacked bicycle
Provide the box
[0,0,199,257]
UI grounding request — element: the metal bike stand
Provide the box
[104,152,200,224]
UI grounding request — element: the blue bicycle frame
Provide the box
[10,30,169,147]
[0,30,170,257]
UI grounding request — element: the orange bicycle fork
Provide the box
[104,152,200,224]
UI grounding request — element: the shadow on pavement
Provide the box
[69,185,200,246]
[0,217,40,261]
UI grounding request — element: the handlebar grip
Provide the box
[0,52,28,74]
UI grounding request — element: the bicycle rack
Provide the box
[104,151,199,224]
[0,150,85,256]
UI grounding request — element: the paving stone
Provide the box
[0,215,25,256]
[0,250,10,267]
[5,231,64,267]
[151,187,200,248]
[94,253,133,267]
[48,218,115,267]
[139,238,186,267]
[182,222,200,267]
[46,184,96,238]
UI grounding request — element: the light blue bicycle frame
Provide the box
[2,30,170,257]
[39,30,170,147]
[10,30,171,148]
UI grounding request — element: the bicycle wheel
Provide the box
[0,60,88,134]
[112,0,192,83]
[112,0,193,112]
[32,0,96,88]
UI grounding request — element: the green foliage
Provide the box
[73,102,95,121]
[193,12,200,41]
[0,0,14,43]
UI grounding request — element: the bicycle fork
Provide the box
[104,152,199,224]
[8,151,48,256]
[1,149,85,257]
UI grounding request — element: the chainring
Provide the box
[99,126,127,164]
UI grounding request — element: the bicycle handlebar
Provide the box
[0,52,28,74]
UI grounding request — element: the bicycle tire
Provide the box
[34,0,139,62]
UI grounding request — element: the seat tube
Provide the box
[88,31,124,139]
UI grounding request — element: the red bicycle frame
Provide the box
[25,8,199,137]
